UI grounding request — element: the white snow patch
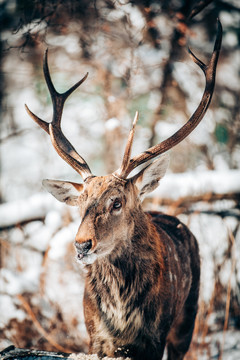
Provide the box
[0,267,40,296]
[0,193,65,228]
[105,117,121,131]
[48,221,78,260]
[0,295,26,328]
[153,170,240,200]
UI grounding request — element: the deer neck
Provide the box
[88,209,163,280]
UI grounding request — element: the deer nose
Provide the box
[75,240,92,259]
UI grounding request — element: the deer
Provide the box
[26,21,222,360]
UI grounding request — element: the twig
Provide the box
[201,285,216,345]
[145,192,240,207]
[17,294,72,353]
[0,129,29,143]
[185,209,240,220]
[0,217,45,231]
[218,224,236,360]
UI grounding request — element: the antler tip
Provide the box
[24,103,32,115]
[44,48,49,62]
[214,19,223,51]
[133,111,139,126]
[188,46,206,73]
[216,18,222,28]
[83,72,89,81]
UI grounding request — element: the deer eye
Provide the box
[112,199,122,211]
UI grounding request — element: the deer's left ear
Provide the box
[131,154,169,200]
[42,179,84,206]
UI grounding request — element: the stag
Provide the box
[26,21,222,360]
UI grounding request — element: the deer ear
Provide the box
[131,154,169,200]
[42,179,84,206]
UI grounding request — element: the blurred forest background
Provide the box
[0,0,240,359]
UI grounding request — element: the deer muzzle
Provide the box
[75,240,92,260]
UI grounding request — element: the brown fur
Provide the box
[73,176,200,359]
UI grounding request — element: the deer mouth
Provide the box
[75,240,97,264]
[76,251,97,265]
[77,253,84,261]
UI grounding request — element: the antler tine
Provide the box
[117,20,222,179]
[25,104,50,133]
[25,50,92,181]
[43,49,89,126]
[114,111,139,178]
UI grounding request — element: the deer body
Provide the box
[45,173,200,359]
[26,22,221,360]
[81,183,200,359]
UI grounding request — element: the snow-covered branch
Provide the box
[153,170,240,200]
[0,193,65,229]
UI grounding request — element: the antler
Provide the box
[25,49,93,181]
[116,111,139,178]
[114,20,222,179]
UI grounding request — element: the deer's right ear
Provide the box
[42,179,84,206]
[131,154,169,200]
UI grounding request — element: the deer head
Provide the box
[26,21,222,265]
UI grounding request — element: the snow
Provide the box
[0,193,64,228]
[69,355,130,360]
[105,117,121,131]
[153,169,240,200]
[155,120,184,139]
[0,265,41,296]
[48,222,78,260]
[0,295,26,329]
[189,214,229,302]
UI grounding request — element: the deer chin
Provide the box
[76,252,98,266]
